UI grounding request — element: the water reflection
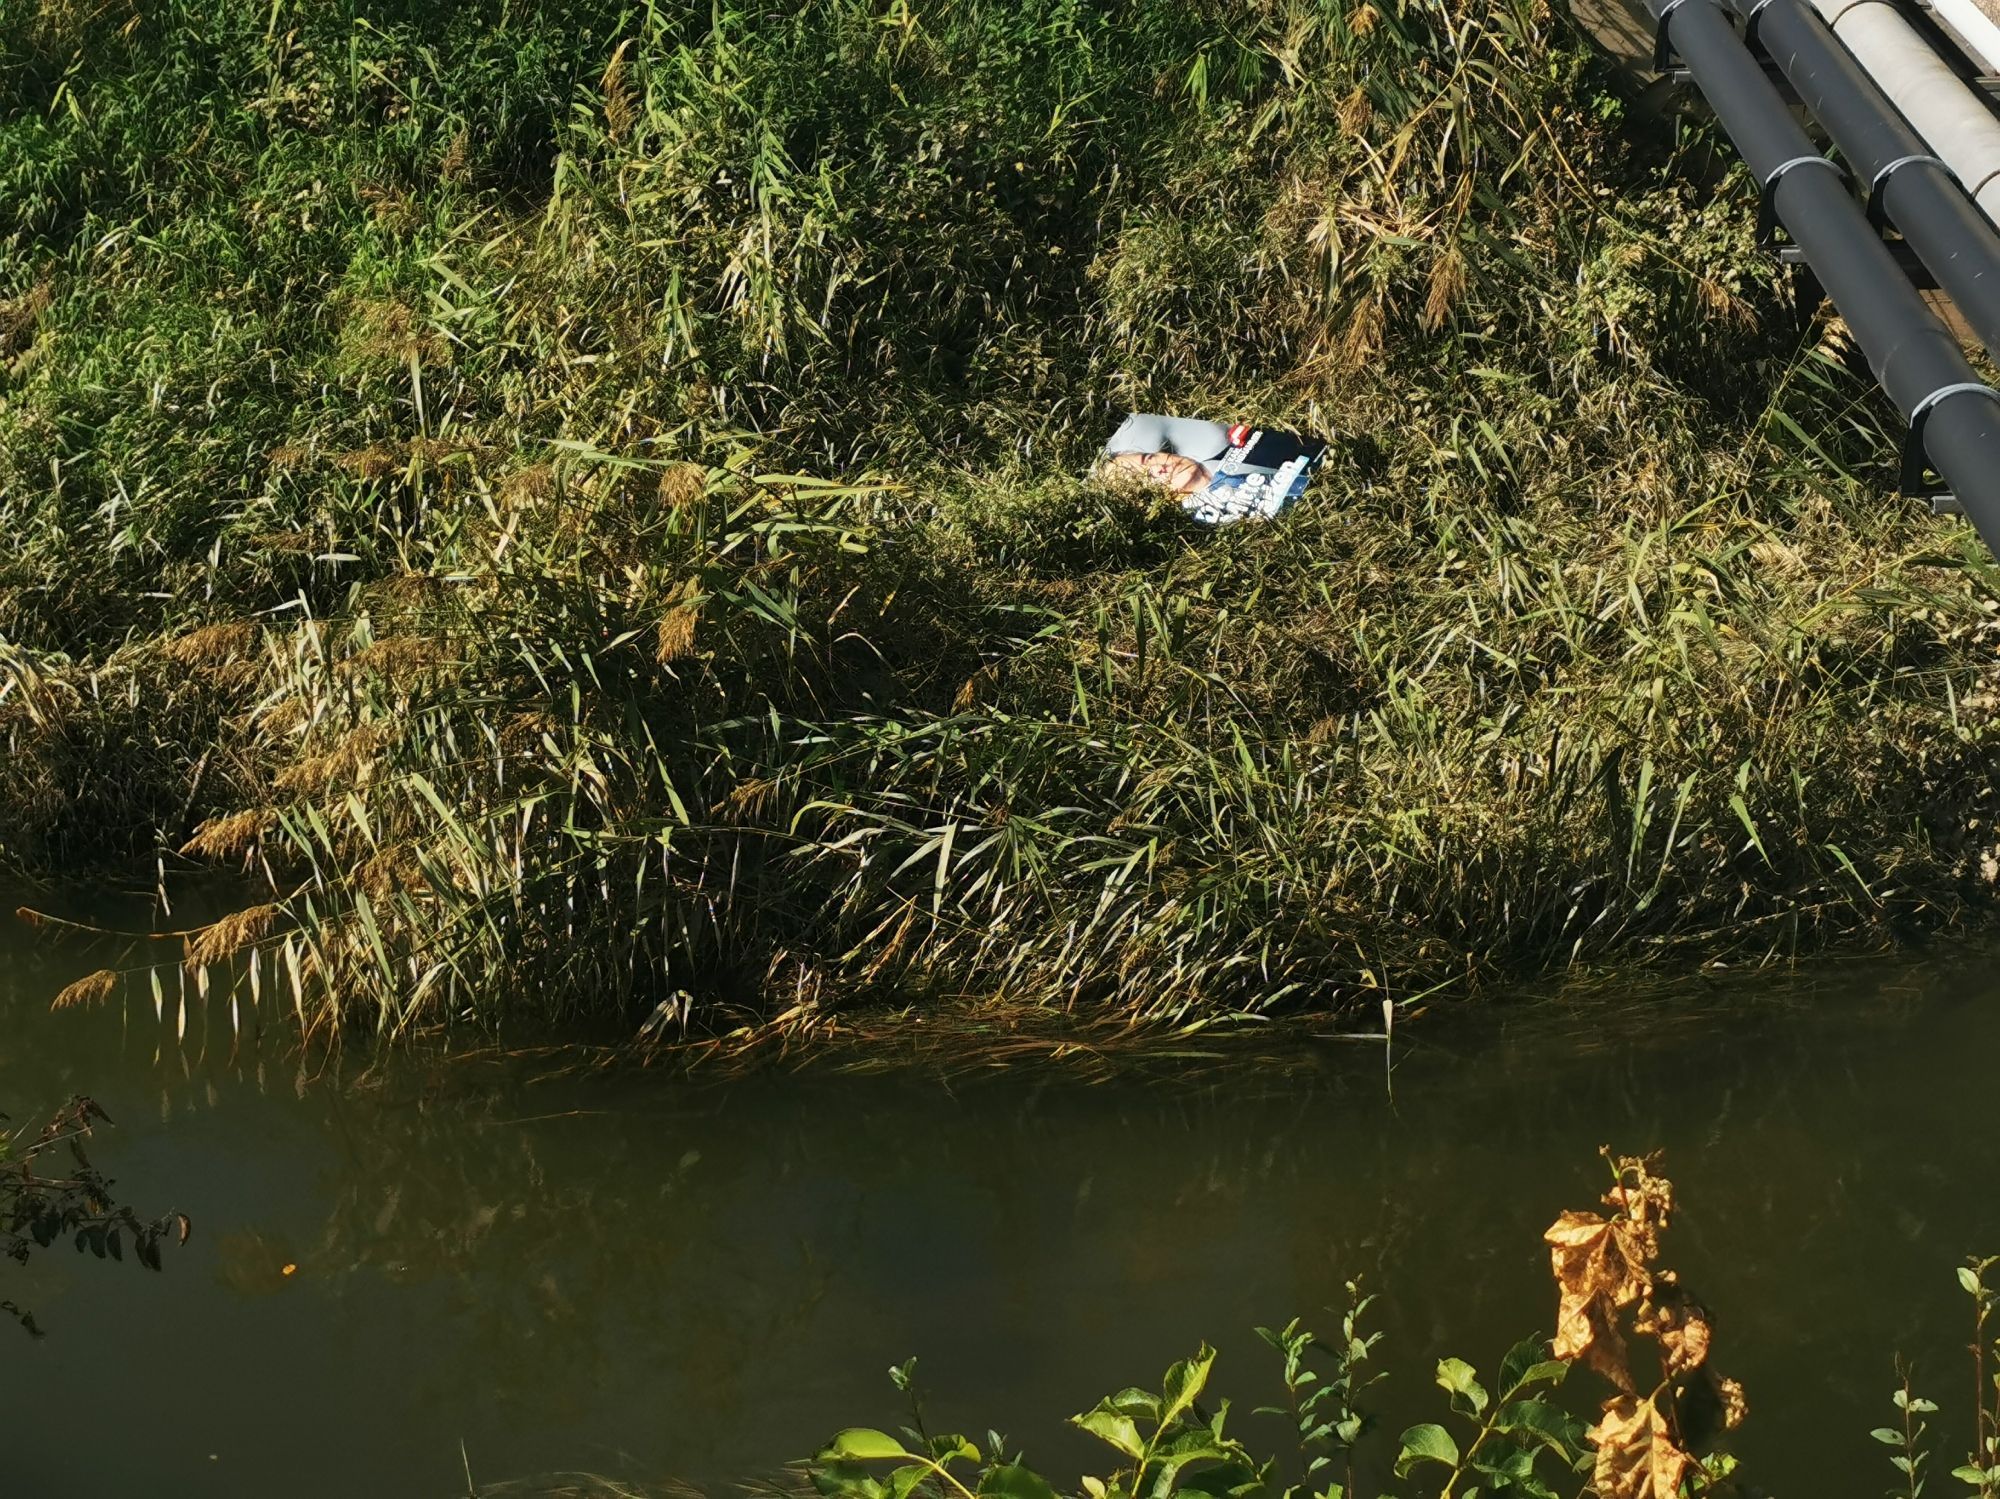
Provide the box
[2,907,1994,1497]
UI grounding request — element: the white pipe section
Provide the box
[1812,0,2000,224]
[1914,0,2000,75]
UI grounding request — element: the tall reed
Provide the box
[5,0,1999,1038]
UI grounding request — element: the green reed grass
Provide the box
[5,0,2000,1040]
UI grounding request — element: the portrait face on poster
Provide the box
[1099,413,1328,525]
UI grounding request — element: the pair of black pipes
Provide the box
[1651,0,2000,554]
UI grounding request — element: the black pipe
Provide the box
[1743,0,2000,362]
[1655,0,2000,552]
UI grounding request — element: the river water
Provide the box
[2,900,1994,1497]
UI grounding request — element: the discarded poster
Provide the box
[1099,412,1329,525]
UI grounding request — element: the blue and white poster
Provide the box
[1100,412,1329,525]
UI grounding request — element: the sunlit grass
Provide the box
[4,0,2000,1041]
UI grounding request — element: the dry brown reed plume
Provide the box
[29,0,140,48]
[502,464,557,509]
[1337,83,1372,135]
[439,127,472,182]
[184,903,281,969]
[0,280,51,357]
[179,808,277,860]
[336,635,450,685]
[656,463,706,510]
[601,39,636,142]
[341,298,447,368]
[159,621,257,665]
[952,663,998,712]
[655,603,699,663]
[1422,243,1466,333]
[50,968,118,1010]
[1338,294,1384,368]
[274,723,392,793]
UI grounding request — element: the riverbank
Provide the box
[6,0,2000,1039]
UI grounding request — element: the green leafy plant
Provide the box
[809,1151,1770,1499]
[814,1344,1275,1499]
[1952,1258,2000,1496]
[1256,1283,1385,1498]
[1875,1363,1938,1499]
[1389,1338,1584,1498]
[810,1328,1597,1499]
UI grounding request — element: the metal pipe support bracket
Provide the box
[1656,0,1698,71]
[1757,154,1847,244]
[1866,152,1955,223]
[1900,381,2000,502]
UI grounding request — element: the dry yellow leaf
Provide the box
[1636,1273,1711,1379]
[1719,1377,1749,1431]
[1544,1208,1649,1391]
[1589,1394,1691,1499]
[1547,1153,1746,1489]
[1604,1160,1674,1264]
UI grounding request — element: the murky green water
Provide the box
[3,898,1994,1496]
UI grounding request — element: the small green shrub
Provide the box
[801,1156,2000,1499]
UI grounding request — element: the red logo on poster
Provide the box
[1227,423,1251,446]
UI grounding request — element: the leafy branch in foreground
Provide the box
[1866,1258,2000,1499]
[809,1149,1752,1499]
[1,1095,191,1336]
[1948,1258,2000,1495]
[1874,1364,1937,1499]
[1257,1284,1385,1499]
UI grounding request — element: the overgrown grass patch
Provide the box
[6,0,2000,1039]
